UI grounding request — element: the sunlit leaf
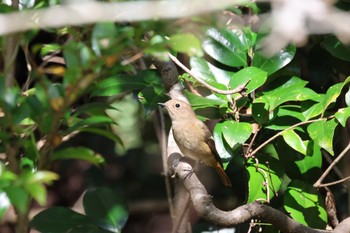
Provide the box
[51,147,105,165]
[284,180,327,228]
[255,76,319,111]
[246,158,284,203]
[168,33,203,56]
[203,28,248,67]
[229,66,268,93]
[307,119,337,155]
[282,129,309,155]
[335,107,350,127]
[221,121,252,149]
[252,44,296,75]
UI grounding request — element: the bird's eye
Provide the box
[175,103,181,108]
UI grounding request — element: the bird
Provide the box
[161,99,232,187]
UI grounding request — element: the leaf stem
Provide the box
[248,117,329,157]
[167,53,248,95]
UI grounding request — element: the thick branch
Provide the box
[0,0,248,35]
[172,157,350,233]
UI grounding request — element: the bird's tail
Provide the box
[214,161,232,187]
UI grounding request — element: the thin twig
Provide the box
[245,127,259,158]
[314,141,350,188]
[168,53,248,95]
[318,176,350,188]
[248,118,329,157]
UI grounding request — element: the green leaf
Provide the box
[252,44,296,75]
[275,138,322,183]
[346,87,350,107]
[31,207,98,233]
[185,90,225,109]
[27,183,47,206]
[190,57,232,85]
[203,28,248,67]
[78,128,123,146]
[255,76,319,111]
[139,85,167,115]
[51,147,105,165]
[246,158,284,203]
[213,122,234,160]
[3,186,29,214]
[221,121,252,149]
[83,187,129,232]
[284,180,327,228]
[168,33,203,56]
[322,36,350,62]
[68,116,115,133]
[282,129,310,155]
[335,107,350,127]
[91,22,118,56]
[229,66,268,94]
[91,70,160,97]
[252,102,277,124]
[307,119,337,155]
[303,76,350,120]
[40,43,61,57]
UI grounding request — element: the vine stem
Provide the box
[167,53,248,95]
[248,117,330,157]
[314,141,350,188]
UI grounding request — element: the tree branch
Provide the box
[314,142,350,188]
[171,156,350,233]
[0,0,249,35]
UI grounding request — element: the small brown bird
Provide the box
[161,99,232,187]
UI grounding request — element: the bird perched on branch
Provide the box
[160,99,231,187]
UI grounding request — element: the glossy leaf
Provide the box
[255,76,319,111]
[84,187,129,232]
[284,180,327,228]
[246,158,284,203]
[346,87,350,107]
[203,28,247,67]
[168,33,203,56]
[275,138,322,183]
[213,122,234,160]
[31,207,97,233]
[303,77,350,120]
[252,44,296,75]
[190,57,232,85]
[221,121,252,149]
[229,66,268,94]
[252,102,277,124]
[322,36,350,62]
[282,129,309,155]
[335,107,350,127]
[51,147,105,165]
[307,119,337,155]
